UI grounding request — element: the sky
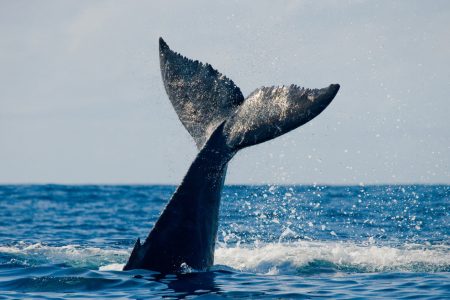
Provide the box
[0,0,449,185]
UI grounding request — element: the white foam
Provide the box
[0,242,129,268]
[0,245,21,254]
[2,241,448,275]
[99,263,125,271]
[215,241,450,274]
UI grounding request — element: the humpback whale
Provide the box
[123,38,340,273]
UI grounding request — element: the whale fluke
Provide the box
[159,38,244,149]
[224,84,340,149]
[123,38,340,273]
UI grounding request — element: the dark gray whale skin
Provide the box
[123,38,340,273]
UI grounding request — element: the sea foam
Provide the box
[215,241,450,275]
[1,241,448,275]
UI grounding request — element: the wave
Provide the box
[0,242,128,269]
[1,241,449,275]
[215,241,450,274]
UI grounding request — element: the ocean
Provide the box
[0,184,448,299]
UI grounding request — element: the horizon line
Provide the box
[0,182,448,187]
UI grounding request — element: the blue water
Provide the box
[0,185,448,299]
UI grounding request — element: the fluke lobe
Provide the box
[123,38,340,273]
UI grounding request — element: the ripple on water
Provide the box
[0,184,448,298]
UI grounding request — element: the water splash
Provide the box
[215,241,450,275]
[0,242,128,269]
[1,241,448,275]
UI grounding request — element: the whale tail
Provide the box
[123,121,232,272]
[123,38,340,273]
[159,37,339,152]
[159,38,244,150]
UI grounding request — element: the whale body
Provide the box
[123,38,340,273]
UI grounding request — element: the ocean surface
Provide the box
[0,184,448,299]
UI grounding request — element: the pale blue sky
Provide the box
[0,0,449,184]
